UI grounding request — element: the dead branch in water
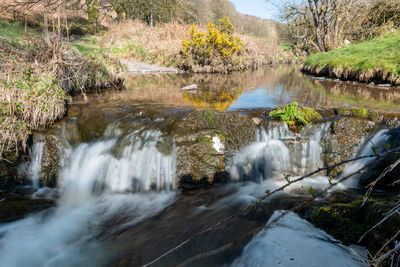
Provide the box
[143,146,400,267]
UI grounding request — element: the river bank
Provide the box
[302,30,400,86]
[0,18,126,163]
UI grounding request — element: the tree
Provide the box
[268,0,368,52]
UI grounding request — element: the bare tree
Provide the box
[268,0,368,51]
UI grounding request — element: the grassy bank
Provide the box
[0,18,126,161]
[74,20,292,73]
[303,30,400,85]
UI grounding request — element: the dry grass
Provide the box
[98,20,291,71]
[0,18,126,161]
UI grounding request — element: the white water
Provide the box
[342,129,391,188]
[0,127,176,267]
[27,141,45,188]
[228,122,331,186]
[231,210,367,267]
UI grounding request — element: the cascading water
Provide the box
[0,123,176,267]
[228,122,330,185]
[27,141,45,188]
[342,128,391,188]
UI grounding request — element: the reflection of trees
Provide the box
[80,66,400,112]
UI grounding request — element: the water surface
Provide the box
[76,66,400,113]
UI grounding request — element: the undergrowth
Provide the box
[0,18,126,161]
[179,18,244,73]
[86,19,290,71]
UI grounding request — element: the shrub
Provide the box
[179,17,244,73]
[269,102,321,126]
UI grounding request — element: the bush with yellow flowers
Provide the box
[179,17,245,73]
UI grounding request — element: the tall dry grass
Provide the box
[0,19,126,161]
[100,20,291,71]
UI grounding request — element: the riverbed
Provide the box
[1,66,399,267]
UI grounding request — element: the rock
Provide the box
[40,117,80,187]
[252,117,262,125]
[308,194,400,257]
[321,117,377,177]
[343,40,351,45]
[172,110,256,187]
[181,84,198,91]
[0,195,54,223]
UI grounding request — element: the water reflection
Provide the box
[77,66,400,113]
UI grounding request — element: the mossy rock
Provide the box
[173,110,257,186]
[309,194,400,256]
[269,102,321,130]
[321,117,377,177]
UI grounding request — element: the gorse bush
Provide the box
[180,17,245,73]
[269,102,321,126]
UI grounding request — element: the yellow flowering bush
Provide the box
[180,17,244,73]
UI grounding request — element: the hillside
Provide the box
[303,30,400,85]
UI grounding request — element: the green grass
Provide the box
[305,31,400,76]
[72,35,106,57]
[0,19,39,48]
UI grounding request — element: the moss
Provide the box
[217,133,226,142]
[309,195,400,256]
[299,107,322,122]
[335,107,381,120]
[197,135,212,144]
[202,110,218,128]
[270,102,321,126]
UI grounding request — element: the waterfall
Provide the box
[0,126,176,267]
[27,141,45,188]
[342,129,391,188]
[59,130,176,207]
[228,122,330,182]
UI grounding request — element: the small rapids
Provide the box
[228,122,340,193]
[0,117,393,266]
[0,124,176,267]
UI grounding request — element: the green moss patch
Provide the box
[269,102,321,126]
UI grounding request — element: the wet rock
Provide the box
[321,117,377,177]
[358,128,400,191]
[40,118,80,187]
[0,151,31,191]
[0,196,55,223]
[308,194,400,257]
[172,110,256,187]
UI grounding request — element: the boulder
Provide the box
[171,110,257,187]
[321,117,377,177]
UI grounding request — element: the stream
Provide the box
[0,66,399,267]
